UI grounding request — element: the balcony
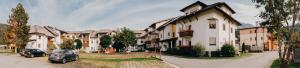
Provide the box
[179,30,193,37]
[151,38,160,43]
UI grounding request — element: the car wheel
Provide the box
[62,58,66,64]
[49,60,53,63]
[30,54,34,58]
[43,54,46,57]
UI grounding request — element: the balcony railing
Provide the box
[179,30,193,37]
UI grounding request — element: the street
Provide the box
[162,51,278,68]
[0,54,55,68]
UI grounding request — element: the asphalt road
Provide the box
[0,54,55,68]
[162,51,278,68]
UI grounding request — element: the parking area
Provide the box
[162,51,278,68]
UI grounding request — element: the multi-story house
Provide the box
[239,27,277,51]
[156,1,241,53]
[144,18,174,50]
[74,29,116,53]
[133,30,146,46]
[26,25,64,51]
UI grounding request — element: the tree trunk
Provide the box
[280,59,288,68]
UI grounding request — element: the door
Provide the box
[172,40,176,48]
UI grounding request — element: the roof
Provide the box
[96,29,115,33]
[29,25,55,37]
[237,23,255,29]
[157,16,182,30]
[149,17,176,28]
[180,1,207,12]
[238,26,265,30]
[157,1,240,30]
[213,2,236,14]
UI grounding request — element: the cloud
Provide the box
[231,2,262,25]
[0,0,261,31]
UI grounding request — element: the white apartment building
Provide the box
[26,25,64,51]
[156,1,240,52]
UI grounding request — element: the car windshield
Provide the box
[27,49,38,52]
[51,49,63,53]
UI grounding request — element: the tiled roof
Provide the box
[29,25,55,37]
[157,1,240,30]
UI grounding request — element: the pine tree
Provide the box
[5,3,30,52]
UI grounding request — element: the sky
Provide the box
[0,0,262,31]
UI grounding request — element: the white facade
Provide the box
[26,34,48,51]
[87,37,99,52]
[157,1,240,52]
[26,25,64,52]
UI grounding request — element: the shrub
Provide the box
[192,43,205,57]
[221,44,236,57]
[178,47,193,56]
[165,43,205,57]
[165,48,178,55]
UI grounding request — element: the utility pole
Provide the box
[255,22,258,50]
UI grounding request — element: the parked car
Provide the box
[48,49,79,64]
[19,49,27,56]
[24,49,47,58]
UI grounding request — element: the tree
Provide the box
[113,27,136,52]
[4,3,30,52]
[100,35,112,49]
[74,39,82,49]
[60,39,74,49]
[252,0,300,67]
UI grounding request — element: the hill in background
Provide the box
[0,23,8,45]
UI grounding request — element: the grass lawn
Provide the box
[173,52,252,59]
[271,59,300,68]
[78,52,172,68]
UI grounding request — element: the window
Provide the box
[255,37,257,40]
[141,41,143,43]
[250,31,252,33]
[209,37,216,45]
[261,37,263,40]
[38,36,41,39]
[38,44,41,48]
[209,20,216,29]
[223,24,226,31]
[230,27,233,33]
[188,25,192,30]
[168,32,170,36]
[172,32,175,37]
[179,41,182,46]
[250,37,252,41]
[189,41,192,46]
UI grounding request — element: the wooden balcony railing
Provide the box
[179,30,193,37]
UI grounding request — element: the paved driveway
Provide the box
[0,54,55,68]
[162,51,278,68]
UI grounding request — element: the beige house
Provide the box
[65,29,117,53]
[239,27,277,51]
